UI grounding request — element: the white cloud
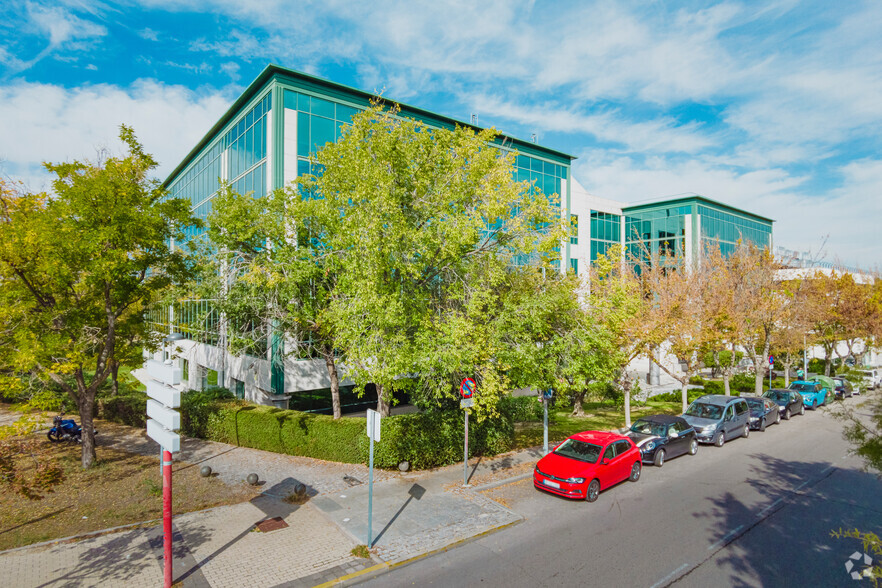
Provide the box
[0,80,233,191]
[10,3,108,73]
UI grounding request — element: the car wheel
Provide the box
[689,439,698,455]
[715,431,725,447]
[759,417,766,432]
[743,424,750,439]
[775,411,781,425]
[808,400,815,410]
[784,407,791,420]
[586,479,601,502]
[654,450,665,468]
[799,404,805,416]
[629,461,642,482]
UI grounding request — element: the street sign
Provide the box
[769,356,774,366]
[147,419,181,452]
[543,388,553,401]
[147,399,181,431]
[366,409,381,442]
[460,397,474,409]
[460,377,476,399]
[146,380,182,409]
[145,359,182,386]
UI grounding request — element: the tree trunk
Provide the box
[324,351,341,420]
[78,390,97,469]
[571,390,586,417]
[723,373,731,396]
[620,374,633,427]
[782,359,793,387]
[681,381,689,414]
[110,361,119,397]
[755,342,770,395]
[824,355,832,376]
[376,383,391,417]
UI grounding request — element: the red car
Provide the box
[533,430,642,502]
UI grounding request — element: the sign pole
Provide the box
[162,449,173,588]
[543,397,549,455]
[367,434,374,548]
[463,409,469,487]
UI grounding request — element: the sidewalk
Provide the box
[0,409,541,587]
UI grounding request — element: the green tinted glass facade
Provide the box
[590,211,622,262]
[697,205,772,256]
[623,197,773,263]
[168,93,272,246]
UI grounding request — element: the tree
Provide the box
[193,184,349,417]
[802,270,848,376]
[583,246,644,424]
[295,103,564,416]
[637,248,714,413]
[729,242,795,394]
[701,244,747,395]
[0,128,194,468]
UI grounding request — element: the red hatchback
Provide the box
[533,431,642,502]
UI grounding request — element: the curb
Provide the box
[324,518,524,587]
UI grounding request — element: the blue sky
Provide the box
[1,1,880,268]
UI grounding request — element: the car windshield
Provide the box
[764,391,787,402]
[554,439,601,464]
[790,383,815,392]
[629,419,667,437]
[833,379,845,387]
[685,402,723,420]
[744,397,763,408]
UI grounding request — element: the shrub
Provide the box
[180,387,235,438]
[702,380,724,395]
[689,375,706,386]
[498,395,544,422]
[99,393,148,427]
[651,388,705,404]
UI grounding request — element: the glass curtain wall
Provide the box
[590,211,622,263]
[697,205,772,256]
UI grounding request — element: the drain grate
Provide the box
[343,475,363,487]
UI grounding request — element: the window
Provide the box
[614,440,631,456]
[569,258,578,275]
[181,359,189,382]
[570,214,578,244]
[232,378,245,399]
[603,444,615,460]
[735,402,748,416]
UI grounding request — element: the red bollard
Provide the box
[163,449,173,588]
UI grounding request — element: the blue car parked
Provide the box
[789,380,830,410]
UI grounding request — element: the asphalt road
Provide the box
[356,393,882,588]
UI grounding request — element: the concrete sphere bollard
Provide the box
[247,473,259,485]
[200,465,212,478]
[398,461,410,472]
[294,483,306,496]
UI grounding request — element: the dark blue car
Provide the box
[626,414,698,467]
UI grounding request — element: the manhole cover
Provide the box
[255,517,289,533]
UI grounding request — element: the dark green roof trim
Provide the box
[163,64,575,188]
[623,194,774,224]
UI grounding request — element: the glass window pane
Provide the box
[297,112,310,157]
[336,104,359,123]
[517,154,529,169]
[297,93,310,113]
[311,96,335,119]
[284,90,297,110]
[311,116,335,152]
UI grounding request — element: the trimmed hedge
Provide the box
[100,391,526,470]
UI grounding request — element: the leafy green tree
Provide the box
[296,103,564,416]
[194,183,348,417]
[0,128,195,468]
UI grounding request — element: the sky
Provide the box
[1,1,880,269]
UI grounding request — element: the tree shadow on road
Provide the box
[692,455,882,588]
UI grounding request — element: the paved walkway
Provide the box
[0,407,540,587]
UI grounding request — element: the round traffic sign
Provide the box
[460,377,476,399]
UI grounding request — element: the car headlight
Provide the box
[643,441,656,451]
[565,476,585,484]
[704,424,717,433]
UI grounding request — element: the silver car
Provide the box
[682,395,751,447]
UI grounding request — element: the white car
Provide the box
[858,369,879,391]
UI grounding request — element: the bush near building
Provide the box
[98,393,540,470]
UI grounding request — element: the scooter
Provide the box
[47,411,96,443]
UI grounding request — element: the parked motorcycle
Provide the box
[47,410,96,443]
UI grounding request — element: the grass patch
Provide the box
[512,400,681,449]
[351,544,370,558]
[0,433,258,551]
